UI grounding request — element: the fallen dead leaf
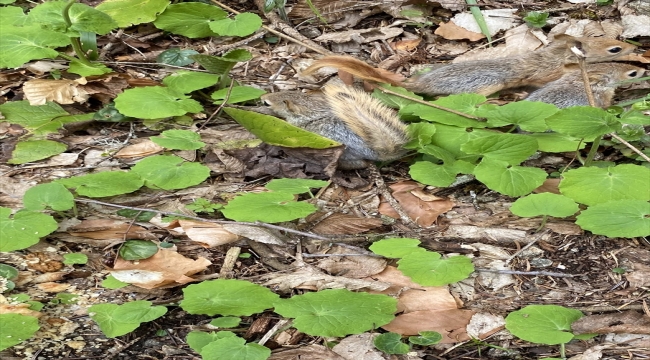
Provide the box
[68,219,157,241]
[111,248,211,289]
[392,38,422,51]
[314,27,403,44]
[269,344,347,360]
[23,78,89,105]
[332,333,389,360]
[572,310,650,335]
[114,140,165,158]
[309,213,384,235]
[25,252,64,273]
[379,180,455,226]
[263,265,390,292]
[0,303,43,318]
[36,281,70,292]
[222,223,287,245]
[435,21,486,41]
[534,178,561,194]
[315,245,386,278]
[382,308,474,340]
[170,219,241,247]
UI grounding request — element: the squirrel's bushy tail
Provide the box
[303,56,405,87]
[322,84,410,161]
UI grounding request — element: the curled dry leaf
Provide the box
[0,303,43,318]
[23,78,90,106]
[170,219,241,247]
[222,223,287,245]
[36,281,70,292]
[114,140,165,159]
[378,180,455,227]
[435,21,486,41]
[111,248,211,289]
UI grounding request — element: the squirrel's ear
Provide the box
[283,100,299,113]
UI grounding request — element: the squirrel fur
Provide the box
[260,83,410,170]
[302,35,637,96]
[526,63,646,108]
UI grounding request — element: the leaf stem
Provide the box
[584,136,601,167]
[62,0,92,65]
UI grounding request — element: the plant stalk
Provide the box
[62,0,93,65]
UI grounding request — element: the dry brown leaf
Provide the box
[222,223,287,245]
[392,38,422,51]
[171,219,241,247]
[382,309,474,340]
[572,311,650,335]
[68,219,157,241]
[435,21,486,41]
[269,344,347,360]
[114,140,165,158]
[23,78,89,105]
[36,282,70,292]
[534,178,561,194]
[289,0,361,22]
[314,28,403,44]
[263,265,390,292]
[379,180,455,226]
[0,303,43,318]
[25,252,64,273]
[315,245,386,278]
[332,333,390,360]
[310,213,384,235]
[111,248,211,289]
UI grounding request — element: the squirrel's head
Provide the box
[554,34,637,62]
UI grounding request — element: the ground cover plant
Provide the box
[0,0,649,359]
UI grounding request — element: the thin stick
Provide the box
[376,87,486,121]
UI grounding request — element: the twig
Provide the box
[74,198,331,240]
[367,164,418,229]
[609,132,650,163]
[376,87,486,121]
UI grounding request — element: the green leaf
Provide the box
[150,129,205,150]
[510,193,579,218]
[201,336,271,360]
[461,133,538,165]
[211,86,266,104]
[191,49,252,74]
[52,293,78,304]
[0,314,40,351]
[0,101,83,136]
[23,182,75,211]
[479,101,557,132]
[373,85,422,109]
[68,60,113,77]
[186,198,222,213]
[619,110,650,125]
[505,305,583,345]
[369,238,426,258]
[29,1,118,35]
[409,160,474,187]
[528,133,585,153]
[264,178,328,195]
[0,24,70,68]
[102,275,129,289]
[187,330,236,354]
[89,301,167,338]
[0,264,19,280]
[576,200,650,238]
[8,140,67,164]
[0,6,29,26]
[131,155,210,190]
[428,124,490,161]
[162,70,219,94]
[397,252,474,286]
[180,279,280,316]
[273,289,397,337]
[63,253,88,265]
[57,171,144,197]
[546,107,621,139]
[157,48,199,67]
[474,158,547,197]
[96,0,171,28]
[0,208,58,252]
[210,317,241,328]
[523,11,548,28]
[153,2,227,38]
[119,240,158,260]
[403,94,488,128]
[373,332,409,355]
[408,331,442,346]
[224,108,340,149]
[405,122,437,149]
[114,87,203,119]
[221,192,317,223]
[559,164,650,206]
[209,12,262,37]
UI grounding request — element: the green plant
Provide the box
[0,314,40,351]
[524,11,549,28]
[89,300,167,338]
[0,264,19,292]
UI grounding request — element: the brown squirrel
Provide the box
[260,83,410,170]
[526,63,646,108]
[301,35,637,96]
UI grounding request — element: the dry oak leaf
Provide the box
[23,78,90,106]
[68,219,157,241]
[114,139,165,159]
[0,303,43,318]
[111,248,211,289]
[379,180,455,227]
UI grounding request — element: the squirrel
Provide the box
[301,35,637,96]
[525,63,646,108]
[260,83,410,170]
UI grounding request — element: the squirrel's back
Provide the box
[525,63,645,108]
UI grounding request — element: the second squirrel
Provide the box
[260,83,410,170]
[526,63,646,108]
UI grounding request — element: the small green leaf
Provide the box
[408,331,442,346]
[373,332,409,354]
[224,108,340,149]
[102,275,129,289]
[29,1,118,35]
[221,192,317,223]
[0,264,19,280]
[398,252,474,286]
[546,107,621,139]
[162,70,219,94]
[63,253,88,265]
[180,279,279,316]
[209,12,262,37]
[211,86,266,104]
[405,122,437,149]
[0,208,58,252]
[114,87,203,119]
[187,330,234,354]
[52,293,78,304]
[201,335,271,360]
[119,240,158,261]
[474,158,547,197]
[273,289,397,337]
[619,110,650,125]
[57,171,144,197]
[186,198,222,213]
[96,0,171,28]
[150,129,205,150]
[191,49,252,74]
[409,160,474,187]
[8,140,67,164]
[528,133,585,153]
[480,101,557,132]
[131,155,210,190]
[0,314,40,351]
[369,238,426,258]
[23,182,75,211]
[576,200,650,238]
[210,317,241,328]
[153,3,227,38]
[510,193,579,218]
[404,94,487,128]
[523,11,548,28]
[265,178,328,194]
[461,133,538,165]
[505,305,583,345]
[559,164,650,206]
[157,48,199,67]
[89,301,167,338]
[68,60,112,77]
